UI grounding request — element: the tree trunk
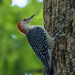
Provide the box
[43,0,75,75]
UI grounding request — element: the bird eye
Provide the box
[23,19,26,21]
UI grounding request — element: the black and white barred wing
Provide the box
[26,27,49,65]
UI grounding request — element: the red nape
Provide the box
[17,22,27,35]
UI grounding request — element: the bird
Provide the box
[17,14,55,75]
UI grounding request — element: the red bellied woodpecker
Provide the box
[17,15,55,75]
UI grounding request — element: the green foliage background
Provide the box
[0,0,43,75]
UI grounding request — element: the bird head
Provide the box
[17,14,35,34]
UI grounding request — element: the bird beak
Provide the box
[28,14,35,20]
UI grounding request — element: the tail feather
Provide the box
[48,68,54,75]
[44,63,54,75]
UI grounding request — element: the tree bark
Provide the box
[43,0,75,75]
